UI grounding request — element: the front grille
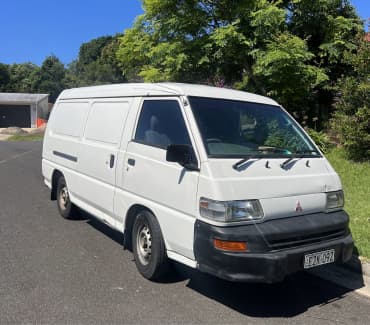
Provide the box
[268,228,346,251]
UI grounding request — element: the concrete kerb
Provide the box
[0,127,42,140]
[0,134,11,141]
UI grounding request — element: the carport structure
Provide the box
[0,93,49,128]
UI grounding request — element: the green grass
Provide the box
[8,133,44,141]
[326,148,370,259]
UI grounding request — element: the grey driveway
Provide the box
[0,141,369,324]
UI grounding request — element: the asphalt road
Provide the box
[1,141,369,324]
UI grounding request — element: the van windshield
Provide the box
[188,96,320,158]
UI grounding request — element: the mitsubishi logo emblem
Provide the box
[296,201,303,212]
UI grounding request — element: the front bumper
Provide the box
[194,211,353,283]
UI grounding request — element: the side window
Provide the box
[135,100,191,148]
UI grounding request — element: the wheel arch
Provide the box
[51,169,64,200]
[123,204,159,251]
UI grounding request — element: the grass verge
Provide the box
[326,148,370,259]
[8,133,44,141]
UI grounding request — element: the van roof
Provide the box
[59,83,278,106]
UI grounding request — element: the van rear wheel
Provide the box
[56,176,78,219]
[132,210,169,280]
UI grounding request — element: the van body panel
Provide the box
[196,158,342,221]
[122,141,198,259]
[75,99,131,217]
[114,186,197,259]
[43,100,90,201]
[42,158,54,185]
[58,83,278,106]
[119,97,200,259]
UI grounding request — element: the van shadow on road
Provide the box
[183,267,355,318]
[82,212,364,319]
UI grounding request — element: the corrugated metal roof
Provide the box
[0,93,48,104]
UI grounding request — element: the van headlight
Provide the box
[326,190,344,211]
[199,198,264,222]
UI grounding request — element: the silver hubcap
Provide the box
[136,224,152,265]
[59,186,69,210]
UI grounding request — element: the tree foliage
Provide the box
[331,37,370,160]
[72,35,126,86]
[0,63,10,91]
[0,35,126,101]
[0,62,40,93]
[7,63,39,93]
[33,55,66,102]
[0,57,66,102]
[116,0,362,128]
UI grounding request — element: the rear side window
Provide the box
[84,101,129,145]
[135,100,191,148]
[51,102,89,138]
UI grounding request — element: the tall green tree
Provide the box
[285,0,362,122]
[7,63,39,93]
[0,63,10,91]
[116,0,363,128]
[33,55,66,102]
[331,36,370,160]
[72,35,126,86]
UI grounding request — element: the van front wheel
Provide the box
[56,176,77,219]
[132,210,169,280]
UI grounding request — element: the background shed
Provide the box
[0,93,49,128]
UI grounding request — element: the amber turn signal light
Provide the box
[213,239,247,252]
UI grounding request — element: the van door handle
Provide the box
[109,154,115,168]
[128,158,135,166]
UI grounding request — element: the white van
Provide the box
[42,83,353,282]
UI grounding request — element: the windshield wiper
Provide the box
[280,150,319,168]
[280,157,295,169]
[293,149,319,156]
[232,148,289,170]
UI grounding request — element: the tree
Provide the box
[78,36,113,67]
[253,33,328,111]
[116,0,363,128]
[7,63,39,93]
[73,35,126,86]
[285,0,362,123]
[33,55,66,102]
[0,63,10,91]
[331,36,370,160]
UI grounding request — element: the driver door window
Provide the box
[134,100,191,148]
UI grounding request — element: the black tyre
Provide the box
[132,210,169,280]
[56,176,78,219]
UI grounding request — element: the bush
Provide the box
[331,77,370,160]
[306,128,332,153]
[331,38,370,161]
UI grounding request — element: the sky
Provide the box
[0,0,369,66]
[0,0,144,66]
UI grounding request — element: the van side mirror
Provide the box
[166,144,199,171]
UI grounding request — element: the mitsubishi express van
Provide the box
[42,83,353,283]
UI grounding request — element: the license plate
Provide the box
[303,249,335,269]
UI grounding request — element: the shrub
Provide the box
[331,38,370,161]
[306,128,332,153]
